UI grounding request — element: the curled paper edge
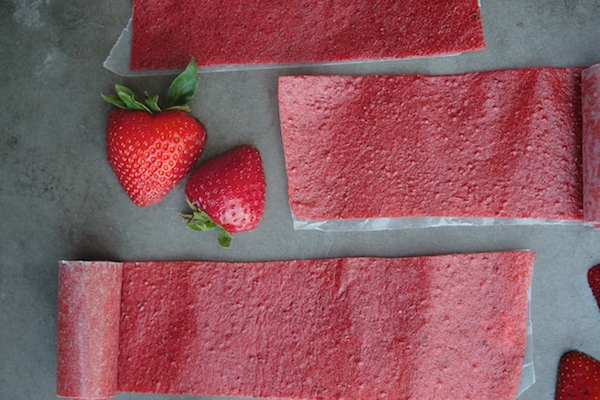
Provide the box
[103,17,181,77]
[518,289,536,397]
[292,215,582,231]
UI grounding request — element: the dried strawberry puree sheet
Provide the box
[107,0,485,73]
[278,67,589,231]
[57,253,535,400]
[583,63,600,226]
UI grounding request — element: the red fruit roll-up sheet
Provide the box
[57,261,123,400]
[57,252,534,400]
[583,63,600,225]
[278,67,584,229]
[129,0,485,71]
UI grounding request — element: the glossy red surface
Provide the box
[278,68,584,222]
[185,145,266,233]
[130,0,485,70]
[58,253,533,399]
[588,264,600,311]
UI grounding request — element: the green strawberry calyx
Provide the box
[179,199,233,248]
[101,59,200,114]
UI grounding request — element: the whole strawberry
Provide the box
[102,59,207,207]
[556,350,600,399]
[181,145,266,247]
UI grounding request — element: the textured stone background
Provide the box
[0,0,599,399]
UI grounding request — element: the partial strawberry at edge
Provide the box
[182,145,266,247]
[556,350,600,400]
[588,264,600,310]
[102,59,206,207]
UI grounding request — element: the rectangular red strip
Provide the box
[114,253,533,399]
[279,68,583,223]
[130,0,485,70]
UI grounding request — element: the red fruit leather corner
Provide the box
[588,264,600,310]
[279,68,583,223]
[130,0,485,70]
[57,261,123,400]
[583,64,600,226]
[57,252,534,400]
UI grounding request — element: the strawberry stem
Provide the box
[167,59,199,109]
[101,85,154,113]
[101,59,199,113]
[218,228,232,248]
[179,210,217,231]
[144,92,161,113]
[180,199,233,248]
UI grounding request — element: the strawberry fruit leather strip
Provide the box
[278,68,583,223]
[130,0,485,70]
[583,63,600,225]
[57,252,534,400]
[57,261,123,400]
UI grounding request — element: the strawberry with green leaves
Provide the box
[181,145,266,247]
[556,350,600,399]
[102,59,207,207]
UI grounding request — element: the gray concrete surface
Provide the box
[0,0,599,399]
